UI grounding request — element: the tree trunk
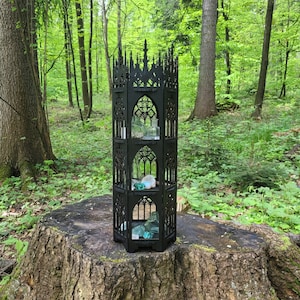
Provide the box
[0,0,55,182]
[117,0,122,55]
[101,0,113,101]
[191,0,218,119]
[279,0,292,99]
[88,0,93,114]
[64,1,84,122]
[63,0,74,108]
[41,1,49,106]
[221,0,231,95]
[279,44,289,99]
[2,196,299,300]
[251,0,274,119]
[75,0,91,118]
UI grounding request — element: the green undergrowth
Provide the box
[178,97,300,233]
[0,96,113,267]
[0,94,299,271]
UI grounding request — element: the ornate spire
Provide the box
[113,40,178,90]
[143,40,148,72]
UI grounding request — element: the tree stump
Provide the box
[1,196,299,300]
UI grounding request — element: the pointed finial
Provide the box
[143,40,148,71]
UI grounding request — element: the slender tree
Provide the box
[62,0,74,107]
[221,0,231,95]
[190,0,218,119]
[0,0,55,183]
[88,0,94,112]
[117,0,122,54]
[278,0,297,99]
[75,0,91,118]
[41,0,49,106]
[251,0,275,118]
[279,41,289,99]
[101,0,113,101]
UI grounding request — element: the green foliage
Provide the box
[0,97,112,262]
[228,161,287,191]
[236,182,300,232]
[2,237,28,263]
[0,237,28,286]
[180,181,300,232]
[33,0,300,107]
[178,98,300,233]
[179,119,229,181]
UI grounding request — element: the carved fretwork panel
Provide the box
[130,60,162,88]
[133,95,157,122]
[129,41,163,89]
[114,144,126,188]
[165,95,177,138]
[113,96,126,139]
[131,95,160,140]
[113,59,128,88]
[164,47,178,90]
[132,196,156,222]
[114,192,126,236]
[132,146,157,180]
[165,145,177,186]
[164,191,176,237]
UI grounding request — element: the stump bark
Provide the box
[1,196,300,300]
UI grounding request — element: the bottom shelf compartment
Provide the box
[131,219,159,240]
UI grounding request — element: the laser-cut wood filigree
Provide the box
[112,40,178,252]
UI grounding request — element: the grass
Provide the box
[0,93,299,274]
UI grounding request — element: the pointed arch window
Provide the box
[132,146,157,184]
[131,95,160,140]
